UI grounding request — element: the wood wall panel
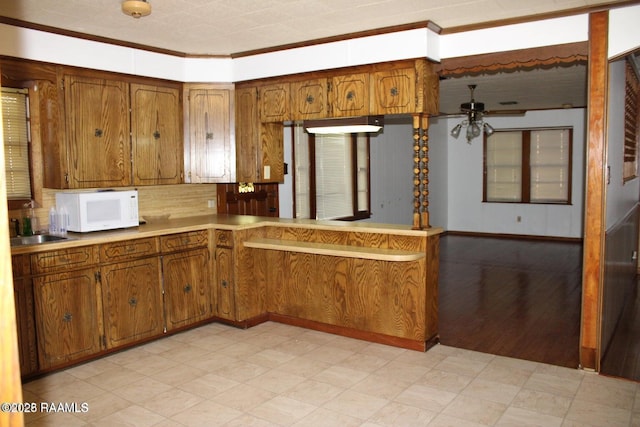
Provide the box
[601,205,639,361]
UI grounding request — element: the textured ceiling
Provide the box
[0,1,629,114]
[0,0,628,56]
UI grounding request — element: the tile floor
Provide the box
[22,322,640,426]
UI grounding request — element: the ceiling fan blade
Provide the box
[484,109,527,116]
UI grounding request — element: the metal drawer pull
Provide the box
[184,284,192,293]
[129,298,138,307]
[221,280,228,288]
[62,312,73,322]
[95,128,103,137]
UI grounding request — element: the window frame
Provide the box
[483,127,573,205]
[292,127,371,221]
[624,57,640,182]
[2,86,35,210]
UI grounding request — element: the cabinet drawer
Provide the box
[100,237,159,262]
[31,246,99,274]
[160,230,208,252]
[215,230,233,248]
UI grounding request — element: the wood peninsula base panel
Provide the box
[246,227,440,351]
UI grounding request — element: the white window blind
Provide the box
[2,88,32,200]
[530,129,570,202]
[315,134,353,220]
[486,131,522,202]
[356,135,368,212]
[294,125,311,219]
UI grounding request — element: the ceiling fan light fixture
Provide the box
[450,84,494,143]
[483,122,495,137]
[122,0,151,18]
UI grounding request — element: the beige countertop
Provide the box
[10,214,443,255]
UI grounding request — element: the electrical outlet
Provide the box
[208,199,215,208]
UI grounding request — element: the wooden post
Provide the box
[420,114,430,229]
[412,114,422,230]
[580,11,608,371]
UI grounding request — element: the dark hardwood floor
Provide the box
[438,234,583,369]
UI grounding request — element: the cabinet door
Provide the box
[235,86,259,182]
[215,247,235,320]
[370,67,416,115]
[291,78,328,120]
[330,73,369,117]
[13,275,38,376]
[33,269,102,369]
[64,75,131,188]
[131,83,183,185]
[101,258,163,348]
[259,83,290,122]
[163,248,211,330]
[187,88,233,182]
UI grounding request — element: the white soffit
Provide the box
[608,4,640,59]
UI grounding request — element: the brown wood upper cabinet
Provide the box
[330,72,370,117]
[370,66,416,115]
[259,82,290,122]
[291,78,328,120]
[64,75,132,188]
[236,86,285,183]
[131,83,183,185]
[184,84,234,183]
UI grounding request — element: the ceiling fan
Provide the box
[449,84,495,143]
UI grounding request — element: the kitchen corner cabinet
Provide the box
[12,255,38,377]
[235,86,285,183]
[330,73,369,117]
[64,75,132,188]
[31,246,103,370]
[184,84,235,183]
[131,83,183,185]
[100,238,163,349]
[161,231,212,330]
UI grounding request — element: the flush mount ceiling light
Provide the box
[450,84,494,143]
[122,0,151,18]
[304,116,384,134]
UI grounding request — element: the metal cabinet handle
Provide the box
[305,94,315,104]
[153,130,161,140]
[221,280,228,288]
[346,91,355,101]
[129,297,138,307]
[390,87,399,97]
[184,284,192,293]
[62,312,73,322]
[94,128,103,137]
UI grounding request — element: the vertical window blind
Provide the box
[294,125,370,220]
[2,88,32,200]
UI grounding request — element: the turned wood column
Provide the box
[412,114,430,230]
[412,115,421,229]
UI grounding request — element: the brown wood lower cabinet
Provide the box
[163,248,211,330]
[12,255,37,377]
[215,246,235,320]
[33,268,103,370]
[100,257,164,348]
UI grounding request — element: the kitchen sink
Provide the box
[10,234,70,247]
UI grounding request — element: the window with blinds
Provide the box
[2,87,32,200]
[624,58,639,182]
[484,128,572,204]
[293,124,370,221]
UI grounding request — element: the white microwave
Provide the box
[55,190,139,232]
